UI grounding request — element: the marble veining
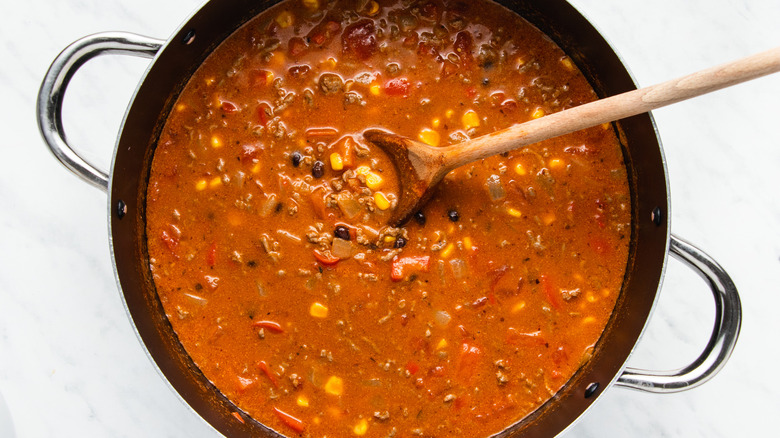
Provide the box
[1,0,778,436]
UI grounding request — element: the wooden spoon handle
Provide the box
[444,46,780,169]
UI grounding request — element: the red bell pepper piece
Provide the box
[273,407,305,433]
[251,320,284,333]
[391,256,430,281]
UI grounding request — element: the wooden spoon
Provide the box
[364,47,780,226]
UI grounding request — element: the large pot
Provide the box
[36,0,742,436]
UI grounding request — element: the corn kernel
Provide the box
[310,302,328,318]
[324,376,343,396]
[211,135,223,148]
[302,0,319,9]
[432,118,441,128]
[462,237,473,250]
[369,83,381,95]
[325,57,337,69]
[602,122,610,130]
[514,163,527,176]
[512,301,526,313]
[374,192,390,210]
[251,162,262,174]
[364,172,384,190]
[542,213,556,225]
[297,395,309,407]
[436,339,448,350]
[445,109,454,119]
[383,235,395,243]
[176,103,186,112]
[209,177,222,188]
[586,292,597,303]
[506,207,522,218]
[516,57,526,69]
[560,57,574,71]
[582,316,596,324]
[366,0,380,16]
[276,11,293,28]
[548,158,564,169]
[195,179,207,191]
[330,153,344,171]
[462,110,480,130]
[205,77,215,86]
[353,418,369,435]
[440,243,455,259]
[418,128,440,147]
[532,108,545,119]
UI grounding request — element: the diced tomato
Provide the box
[313,249,340,266]
[384,78,411,97]
[539,274,562,310]
[342,19,377,60]
[287,36,308,58]
[457,342,482,382]
[390,255,430,281]
[251,320,284,333]
[250,70,273,88]
[241,143,263,162]
[405,361,420,375]
[273,407,305,433]
[465,86,477,98]
[417,41,439,58]
[309,186,334,220]
[221,101,237,113]
[206,241,217,267]
[236,376,255,393]
[257,361,279,388]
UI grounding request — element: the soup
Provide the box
[146,0,631,436]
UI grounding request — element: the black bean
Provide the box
[414,210,426,226]
[481,78,490,86]
[291,151,302,167]
[448,209,460,222]
[335,225,350,240]
[394,237,407,248]
[312,160,325,178]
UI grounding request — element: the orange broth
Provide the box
[146,0,631,436]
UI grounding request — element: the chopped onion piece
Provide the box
[487,174,506,201]
[336,192,362,218]
[449,258,467,279]
[331,237,353,259]
[434,310,452,327]
[259,193,279,217]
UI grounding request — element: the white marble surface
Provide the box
[2,0,779,436]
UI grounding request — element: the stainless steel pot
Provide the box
[36,0,742,436]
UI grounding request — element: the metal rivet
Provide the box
[182,29,196,45]
[116,200,127,219]
[651,206,663,226]
[584,382,599,398]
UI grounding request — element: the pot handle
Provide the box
[615,235,742,393]
[37,32,164,192]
